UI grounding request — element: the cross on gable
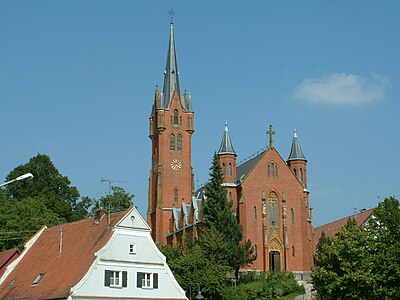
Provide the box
[267,124,276,148]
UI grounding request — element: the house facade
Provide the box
[0,207,187,300]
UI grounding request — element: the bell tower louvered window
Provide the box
[177,134,182,152]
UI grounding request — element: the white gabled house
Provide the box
[0,207,187,300]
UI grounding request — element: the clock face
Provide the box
[170,159,182,170]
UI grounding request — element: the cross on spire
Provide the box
[267,124,276,148]
[168,8,176,23]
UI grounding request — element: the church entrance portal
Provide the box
[269,251,281,272]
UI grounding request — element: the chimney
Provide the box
[94,209,107,224]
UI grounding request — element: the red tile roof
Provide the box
[313,208,375,249]
[0,210,127,299]
[0,248,20,277]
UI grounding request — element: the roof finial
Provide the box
[267,124,276,148]
[168,8,176,23]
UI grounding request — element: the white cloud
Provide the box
[293,73,389,105]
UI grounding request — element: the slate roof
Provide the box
[0,209,128,300]
[313,207,375,249]
[287,129,306,161]
[218,123,236,155]
[236,150,266,182]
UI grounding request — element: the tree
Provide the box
[312,197,400,300]
[90,186,134,215]
[0,196,62,251]
[368,196,400,298]
[202,153,255,280]
[3,154,82,221]
[161,240,229,300]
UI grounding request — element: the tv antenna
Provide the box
[101,178,126,196]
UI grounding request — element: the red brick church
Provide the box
[147,20,313,278]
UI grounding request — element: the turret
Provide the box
[287,129,307,187]
[218,122,237,183]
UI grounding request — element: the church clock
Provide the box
[170,159,182,170]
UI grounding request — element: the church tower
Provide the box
[148,21,194,245]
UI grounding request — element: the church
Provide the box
[147,20,313,279]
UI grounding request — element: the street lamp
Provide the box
[194,289,204,300]
[0,173,34,188]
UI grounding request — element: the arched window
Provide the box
[299,168,303,183]
[254,244,257,257]
[267,192,279,225]
[228,163,232,177]
[174,109,179,125]
[179,116,182,125]
[292,246,295,257]
[275,165,278,177]
[270,163,275,177]
[169,134,175,151]
[177,134,182,152]
[253,206,257,220]
[293,168,297,177]
[174,189,178,204]
[290,208,295,224]
[221,163,226,177]
[267,164,270,177]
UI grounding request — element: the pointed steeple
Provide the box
[162,21,181,109]
[287,129,307,161]
[218,122,236,155]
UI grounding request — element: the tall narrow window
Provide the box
[174,189,178,204]
[174,109,179,125]
[177,134,182,152]
[292,246,295,257]
[222,163,226,177]
[169,134,175,151]
[228,163,233,177]
[275,165,278,177]
[253,206,257,220]
[290,208,294,224]
[267,164,270,176]
[270,163,275,177]
[268,192,279,226]
[299,168,303,183]
[293,168,297,177]
[254,244,257,257]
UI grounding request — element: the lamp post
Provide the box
[194,285,204,300]
[0,173,34,188]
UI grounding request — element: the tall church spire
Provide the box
[218,122,236,155]
[162,21,181,109]
[287,129,306,161]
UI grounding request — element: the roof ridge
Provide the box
[237,147,267,166]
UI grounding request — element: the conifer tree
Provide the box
[202,153,255,279]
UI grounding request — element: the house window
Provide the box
[32,274,44,286]
[170,134,175,151]
[177,134,182,152]
[174,109,179,125]
[137,272,158,289]
[104,270,127,288]
[129,243,136,254]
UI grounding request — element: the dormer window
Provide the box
[32,273,44,286]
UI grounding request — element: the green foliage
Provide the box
[161,242,229,300]
[312,197,400,300]
[203,153,255,278]
[0,197,62,250]
[89,186,134,215]
[3,153,83,221]
[222,272,304,300]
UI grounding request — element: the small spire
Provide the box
[218,122,236,155]
[267,124,276,149]
[288,129,307,161]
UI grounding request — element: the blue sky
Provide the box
[1,1,399,226]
